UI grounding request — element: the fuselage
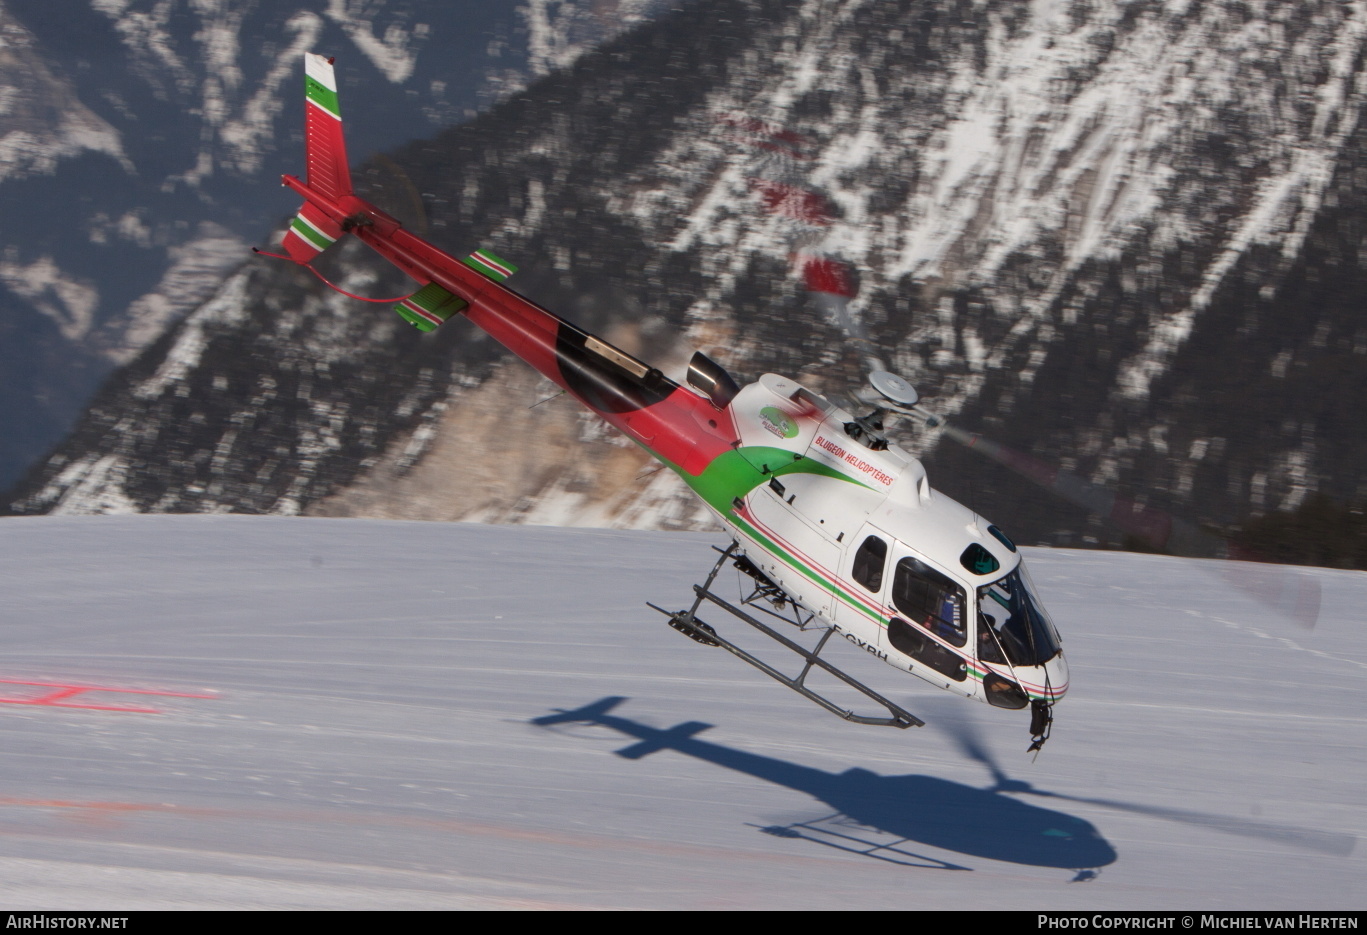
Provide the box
[283,175,1067,712]
[706,374,1068,709]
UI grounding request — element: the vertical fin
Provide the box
[277,53,353,265]
[303,53,351,200]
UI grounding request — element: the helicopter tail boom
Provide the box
[264,54,759,479]
[275,55,530,332]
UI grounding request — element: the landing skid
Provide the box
[751,816,971,870]
[648,543,922,730]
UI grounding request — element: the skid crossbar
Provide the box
[648,544,922,730]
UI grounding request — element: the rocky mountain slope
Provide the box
[10,0,1367,553]
[0,0,662,490]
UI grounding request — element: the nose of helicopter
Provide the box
[1043,650,1069,702]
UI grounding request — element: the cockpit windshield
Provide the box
[976,560,1061,667]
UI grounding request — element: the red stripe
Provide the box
[474,253,514,278]
[403,301,444,326]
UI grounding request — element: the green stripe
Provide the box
[679,446,869,516]
[305,76,340,120]
[462,251,515,281]
[406,282,465,315]
[739,507,1057,695]
[728,512,887,626]
[291,216,333,250]
[964,661,1057,700]
[668,446,880,622]
[648,444,884,619]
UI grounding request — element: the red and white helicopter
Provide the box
[259,53,1149,752]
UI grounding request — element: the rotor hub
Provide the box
[867,371,919,409]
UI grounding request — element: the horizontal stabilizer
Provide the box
[394,282,469,331]
[614,721,712,759]
[530,696,628,726]
[463,249,518,282]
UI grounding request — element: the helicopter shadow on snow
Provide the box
[531,696,1119,873]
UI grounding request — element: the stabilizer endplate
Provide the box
[282,201,345,264]
[463,249,518,282]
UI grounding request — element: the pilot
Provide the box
[978,611,1006,662]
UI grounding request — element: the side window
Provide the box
[887,618,967,681]
[851,535,887,593]
[891,556,967,647]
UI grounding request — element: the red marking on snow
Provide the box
[0,679,218,713]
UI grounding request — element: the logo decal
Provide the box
[759,406,798,439]
[814,434,895,486]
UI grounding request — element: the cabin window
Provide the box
[891,556,967,647]
[851,536,887,593]
[960,542,1000,576]
[976,561,1062,666]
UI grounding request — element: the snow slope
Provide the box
[0,515,1361,909]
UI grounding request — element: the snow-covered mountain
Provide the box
[8,0,1367,553]
[0,515,1361,908]
[0,0,665,490]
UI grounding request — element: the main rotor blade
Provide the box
[913,411,1321,628]
[802,257,886,375]
[811,291,886,374]
[925,418,1224,558]
[1009,785,1356,856]
[930,707,1354,856]
[921,700,1014,790]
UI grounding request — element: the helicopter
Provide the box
[257,53,1074,752]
